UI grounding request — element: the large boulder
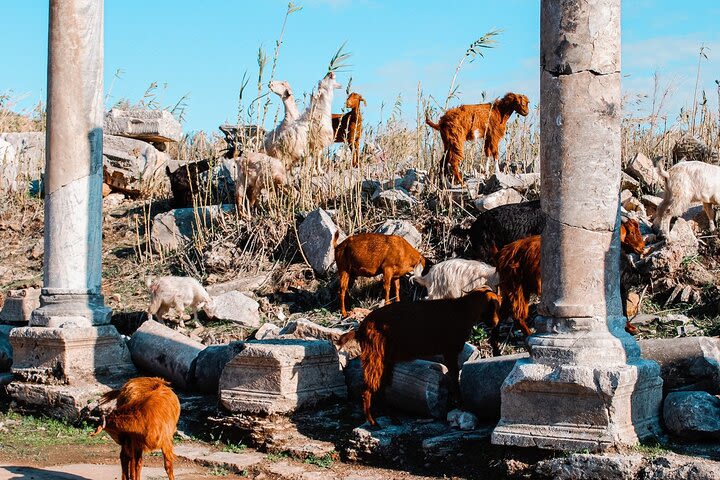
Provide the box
[375,219,422,248]
[638,337,720,394]
[297,209,344,276]
[371,188,417,210]
[219,339,347,415]
[151,204,234,252]
[104,108,183,143]
[626,152,661,187]
[460,353,529,419]
[642,218,698,275]
[211,291,260,327]
[672,134,714,163]
[103,134,170,196]
[127,320,205,389]
[663,391,720,440]
[484,172,540,194]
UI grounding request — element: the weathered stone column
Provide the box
[8,0,135,419]
[491,0,663,450]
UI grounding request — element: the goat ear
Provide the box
[361,97,367,106]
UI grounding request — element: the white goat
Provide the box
[263,72,341,172]
[146,276,216,326]
[264,80,299,150]
[0,139,18,192]
[235,151,289,209]
[654,160,720,234]
[410,258,499,300]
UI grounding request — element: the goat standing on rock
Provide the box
[426,92,530,185]
[336,288,501,426]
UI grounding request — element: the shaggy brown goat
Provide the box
[332,92,366,167]
[334,232,427,318]
[91,377,181,480]
[495,220,646,351]
[336,288,501,426]
[426,92,529,185]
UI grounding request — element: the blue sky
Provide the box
[1,1,718,134]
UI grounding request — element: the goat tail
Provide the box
[425,113,440,131]
[655,158,670,182]
[360,326,386,394]
[98,388,121,406]
[335,329,356,350]
[332,229,340,249]
[90,415,106,437]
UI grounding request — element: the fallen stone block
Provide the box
[211,291,260,327]
[193,341,245,393]
[205,274,269,296]
[0,132,45,181]
[474,188,524,212]
[174,445,265,474]
[298,208,344,276]
[534,453,645,480]
[104,108,183,143]
[384,360,450,419]
[459,353,529,419]
[127,319,204,389]
[394,168,426,196]
[0,138,18,192]
[103,134,170,196]
[0,325,13,371]
[663,391,720,440]
[219,339,346,415]
[0,288,41,325]
[279,318,344,343]
[638,337,720,394]
[626,152,660,186]
[672,134,713,163]
[151,204,234,252]
[371,188,417,210]
[375,219,422,248]
[641,194,663,215]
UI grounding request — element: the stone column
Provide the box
[491,0,663,451]
[8,0,135,420]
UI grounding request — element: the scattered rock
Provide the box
[254,322,281,340]
[0,138,18,192]
[361,179,381,199]
[127,319,205,389]
[672,134,713,163]
[0,132,45,181]
[641,194,664,216]
[193,341,245,393]
[102,192,125,209]
[219,339,346,415]
[103,134,170,196]
[460,353,528,419]
[151,204,234,252]
[484,172,540,194]
[205,275,270,296]
[298,208,344,276]
[663,391,720,440]
[422,427,494,460]
[345,416,448,462]
[375,219,422,248]
[626,152,660,186]
[447,409,478,431]
[638,337,720,394]
[279,318,344,343]
[104,108,183,143]
[211,291,260,327]
[534,453,645,480]
[474,188,524,212]
[0,288,41,325]
[395,169,426,196]
[371,188,417,209]
[621,173,641,193]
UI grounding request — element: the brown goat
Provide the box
[426,92,529,185]
[332,92,366,167]
[334,232,427,318]
[495,219,646,351]
[91,377,181,480]
[336,288,501,426]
